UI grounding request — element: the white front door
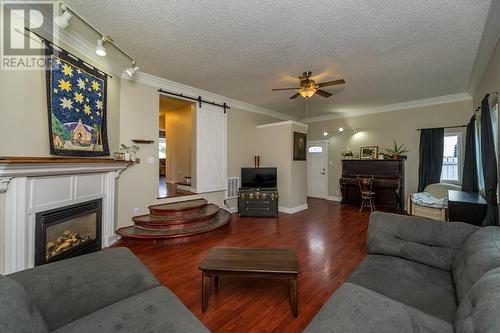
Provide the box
[307,141,328,198]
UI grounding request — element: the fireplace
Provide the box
[35,199,102,266]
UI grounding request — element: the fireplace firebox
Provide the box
[35,199,102,266]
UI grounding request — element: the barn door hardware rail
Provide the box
[158,89,230,113]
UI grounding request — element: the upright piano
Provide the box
[339,159,405,213]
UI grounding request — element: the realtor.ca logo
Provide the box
[1,1,58,70]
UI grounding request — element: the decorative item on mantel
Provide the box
[385,139,409,160]
[119,144,140,162]
[360,146,378,160]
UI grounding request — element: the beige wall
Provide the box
[308,100,473,200]
[255,121,308,210]
[164,104,193,183]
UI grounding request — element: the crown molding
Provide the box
[122,71,295,121]
[466,0,500,96]
[301,93,472,123]
[256,120,308,129]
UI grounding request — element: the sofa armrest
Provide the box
[367,212,478,271]
[8,247,160,331]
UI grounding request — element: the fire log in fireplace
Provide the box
[35,199,102,266]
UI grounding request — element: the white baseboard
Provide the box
[225,206,238,213]
[278,204,309,214]
[327,196,342,202]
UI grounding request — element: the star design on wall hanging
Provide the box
[62,63,73,77]
[91,80,100,91]
[58,79,72,92]
[77,78,86,90]
[60,97,73,110]
[83,104,91,115]
[96,100,103,110]
[74,92,84,104]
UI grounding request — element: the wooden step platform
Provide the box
[116,199,231,240]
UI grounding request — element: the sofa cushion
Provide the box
[9,248,160,330]
[452,226,500,303]
[304,282,453,333]
[455,267,500,333]
[348,255,456,322]
[0,275,48,333]
[52,286,209,333]
[368,212,477,271]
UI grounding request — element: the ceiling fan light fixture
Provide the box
[298,87,317,98]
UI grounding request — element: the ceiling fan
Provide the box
[272,71,345,99]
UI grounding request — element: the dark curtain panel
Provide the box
[462,115,479,192]
[418,128,445,192]
[480,95,499,226]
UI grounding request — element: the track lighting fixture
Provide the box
[54,4,72,29]
[96,36,110,57]
[125,61,140,76]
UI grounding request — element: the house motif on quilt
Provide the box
[65,119,94,145]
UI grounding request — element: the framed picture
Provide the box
[114,152,125,161]
[360,146,378,159]
[293,132,307,161]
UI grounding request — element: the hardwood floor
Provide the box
[115,198,370,332]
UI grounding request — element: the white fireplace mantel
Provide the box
[0,158,130,274]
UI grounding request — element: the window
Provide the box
[158,137,166,159]
[308,146,323,153]
[441,132,462,183]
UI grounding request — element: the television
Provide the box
[241,167,277,189]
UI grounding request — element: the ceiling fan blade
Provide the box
[317,79,346,88]
[315,89,333,98]
[272,88,300,91]
[289,92,300,99]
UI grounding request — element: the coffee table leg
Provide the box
[214,275,219,291]
[289,276,298,317]
[202,272,210,312]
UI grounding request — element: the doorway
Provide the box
[307,141,328,199]
[158,95,195,198]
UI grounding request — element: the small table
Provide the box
[448,190,487,225]
[199,247,299,317]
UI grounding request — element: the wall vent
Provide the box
[226,177,239,199]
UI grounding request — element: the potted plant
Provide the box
[384,140,408,160]
[342,148,354,159]
[120,144,140,161]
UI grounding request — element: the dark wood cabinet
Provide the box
[238,188,279,217]
[339,159,405,213]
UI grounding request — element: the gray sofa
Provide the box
[0,248,209,333]
[305,212,500,333]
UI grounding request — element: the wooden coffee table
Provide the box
[199,247,300,317]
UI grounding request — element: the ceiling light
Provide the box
[338,127,344,132]
[353,128,359,134]
[125,61,140,76]
[96,37,107,56]
[298,86,317,98]
[54,4,72,29]
[323,131,328,137]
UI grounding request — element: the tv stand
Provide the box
[238,188,278,217]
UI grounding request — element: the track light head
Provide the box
[54,10,72,29]
[95,37,107,56]
[125,61,140,76]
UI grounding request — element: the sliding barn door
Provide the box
[195,104,227,193]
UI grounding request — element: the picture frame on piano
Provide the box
[360,146,379,160]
